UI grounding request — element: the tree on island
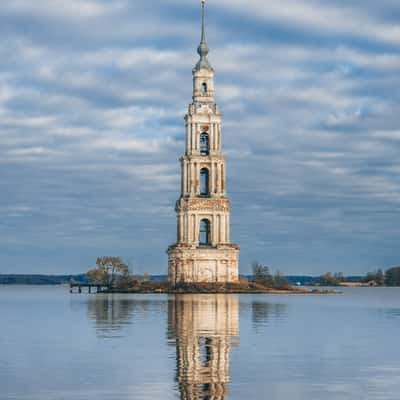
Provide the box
[252,262,274,287]
[319,272,344,286]
[385,267,400,286]
[125,257,150,284]
[364,269,385,286]
[251,262,290,289]
[87,256,130,288]
[273,270,290,289]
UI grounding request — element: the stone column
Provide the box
[194,128,200,151]
[193,162,196,195]
[187,162,190,195]
[188,215,192,242]
[190,163,195,194]
[218,214,222,243]
[183,159,187,195]
[210,123,214,151]
[218,125,222,151]
[177,215,180,242]
[188,162,191,195]
[190,124,194,152]
[189,123,193,154]
[212,213,217,245]
[193,214,198,243]
[214,124,218,152]
[210,162,213,194]
[186,123,189,154]
[213,123,217,152]
[180,161,183,195]
[185,214,189,242]
[217,163,222,194]
[215,123,219,152]
[194,123,198,152]
[179,215,184,242]
[209,123,212,152]
[221,214,226,243]
[221,163,225,194]
[195,163,200,194]
[213,162,216,194]
[216,162,219,194]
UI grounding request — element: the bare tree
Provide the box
[252,261,274,287]
[87,256,129,288]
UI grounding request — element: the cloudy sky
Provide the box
[1,0,399,276]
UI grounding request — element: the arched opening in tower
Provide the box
[200,132,209,156]
[200,219,211,245]
[200,168,210,195]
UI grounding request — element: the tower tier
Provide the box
[168,246,239,284]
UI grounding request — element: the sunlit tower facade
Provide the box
[167,0,239,285]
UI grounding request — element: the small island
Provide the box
[70,257,337,295]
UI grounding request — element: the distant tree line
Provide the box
[250,264,400,288]
[317,267,400,286]
[359,267,400,286]
[319,272,345,286]
[362,269,385,286]
[0,274,88,285]
[384,267,400,286]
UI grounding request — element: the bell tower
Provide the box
[167,0,239,285]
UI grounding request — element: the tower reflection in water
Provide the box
[168,295,239,400]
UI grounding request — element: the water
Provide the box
[1,286,400,400]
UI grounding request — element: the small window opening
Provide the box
[200,168,209,195]
[200,219,211,245]
[200,133,209,156]
[202,82,207,95]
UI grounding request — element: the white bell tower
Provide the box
[167,0,240,285]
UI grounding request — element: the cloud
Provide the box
[216,0,400,46]
[1,0,120,19]
[0,0,399,274]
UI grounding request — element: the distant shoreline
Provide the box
[0,274,361,286]
[0,274,167,285]
[0,274,89,285]
[1,274,398,288]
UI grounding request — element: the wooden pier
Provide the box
[69,283,108,294]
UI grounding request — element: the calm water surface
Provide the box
[1,286,400,399]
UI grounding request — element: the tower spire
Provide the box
[201,0,206,45]
[195,0,213,70]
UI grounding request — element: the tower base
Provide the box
[167,244,239,285]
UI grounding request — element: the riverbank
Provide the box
[99,281,338,295]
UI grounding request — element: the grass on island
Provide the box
[101,280,336,295]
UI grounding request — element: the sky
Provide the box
[0,0,399,276]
